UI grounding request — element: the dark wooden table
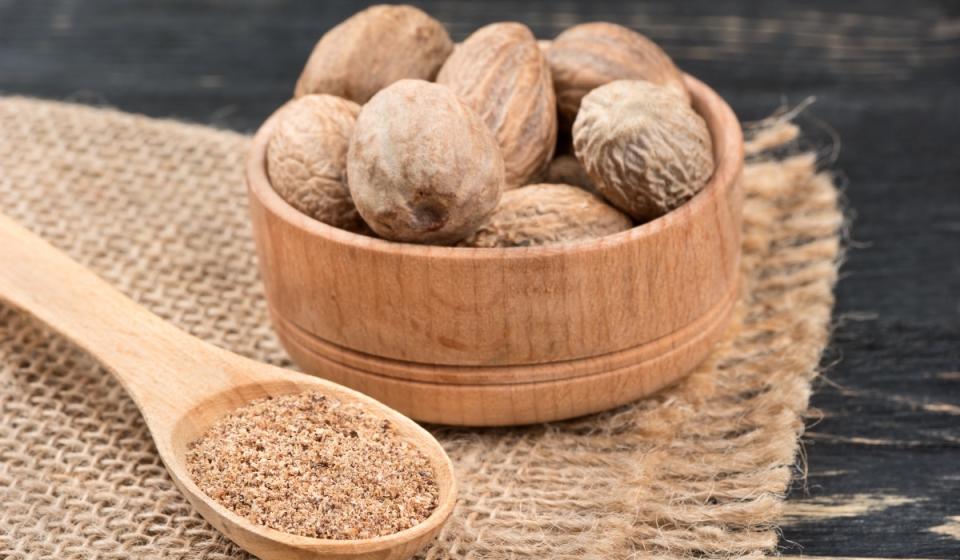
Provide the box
[1,1,957,557]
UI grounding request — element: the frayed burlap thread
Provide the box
[0,97,841,559]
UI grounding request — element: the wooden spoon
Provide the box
[0,213,457,560]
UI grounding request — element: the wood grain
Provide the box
[0,213,457,560]
[271,281,735,425]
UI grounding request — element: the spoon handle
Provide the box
[0,213,240,419]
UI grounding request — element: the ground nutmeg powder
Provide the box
[185,391,439,540]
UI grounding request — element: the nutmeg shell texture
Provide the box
[347,80,505,245]
[548,22,688,128]
[544,154,596,194]
[266,94,368,233]
[437,22,557,188]
[573,80,714,222]
[295,4,454,104]
[459,183,632,248]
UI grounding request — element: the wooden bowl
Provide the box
[247,74,744,426]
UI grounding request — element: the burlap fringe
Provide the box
[0,97,841,559]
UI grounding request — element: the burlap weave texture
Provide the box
[0,97,841,559]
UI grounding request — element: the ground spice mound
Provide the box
[185,391,439,540]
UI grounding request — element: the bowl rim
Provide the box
[246,73,743,261]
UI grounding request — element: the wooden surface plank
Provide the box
[0,0,957,557]
[782,557,945,560]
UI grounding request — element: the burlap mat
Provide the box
[0,97,842,559]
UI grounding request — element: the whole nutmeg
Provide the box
[544,154,596,194]
[437,22,557,188]
[347,80,505,245]
[295,4,453,104]
[459,183,632,248]
[573,80,714,222]
[266,94,369,233]
[547,22,688,128]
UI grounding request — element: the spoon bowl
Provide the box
[0,213,457,560]
[165,373,458,560]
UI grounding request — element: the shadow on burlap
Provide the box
[0,97,842,559]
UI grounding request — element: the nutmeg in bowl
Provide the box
[246,75,744,426]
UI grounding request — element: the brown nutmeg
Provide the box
[459,183,632,248]
[295,5,453,104]
[547,22,688,128]
[573,80,714,222]
[347,80,504,245]
[544,154,596,194]
[437,22,557,188]
[266,94,369,233]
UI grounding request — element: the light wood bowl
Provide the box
[247,74,744,426]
